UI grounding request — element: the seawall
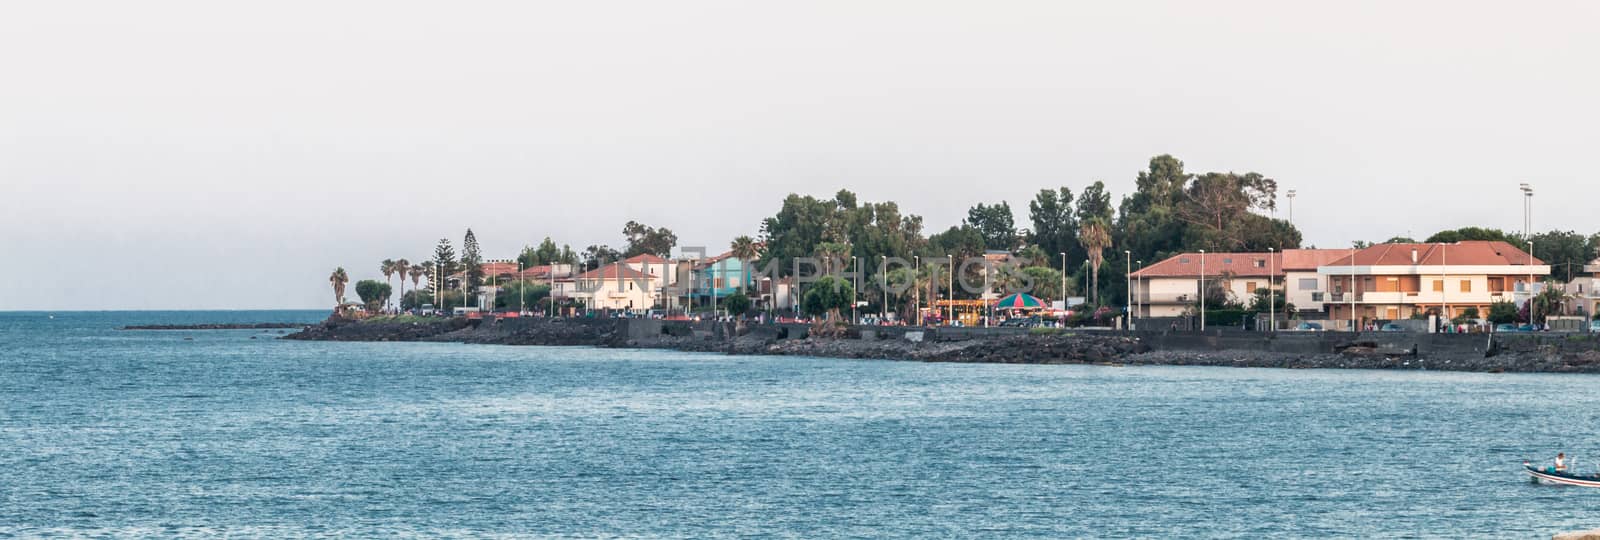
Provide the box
[281,316,1600,373]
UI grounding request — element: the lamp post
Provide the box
[1124,250,1132,331]
[852,256,859,325]
[1059,252,1067,308]
[1136,260,1143,321]
[1268,247,1275,333]
[1349,246,1357,332]
[913,254,921,326]
[880,255,888,322]
[1440,242,1448,332]
[519,260,525,315]
[1199,249,1206,331]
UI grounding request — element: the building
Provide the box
[1280,249,1359,314]
[688,251,752,307]
[1130,251,1281,318]
[1317,241,1547,323]
[570,263,659,312]
[1129,249,1349,318]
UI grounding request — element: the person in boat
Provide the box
[1556,453,1567,473]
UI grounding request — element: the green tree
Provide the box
[581,245,621,271]
[354,280,391,312]
[965,201,1017,251]
[380,259,398,308]
[392,258,410,310]
[802,275,856,318]
[328,267,349,305]
[432,238,458,277]
[1078,218,1112,303]
[723,291,752,318]
[1075,180,1113,225]
[1424,227,1515,244]
[1027,187,1076,268]
[407,263,425,297]
[1487,300,1518,325]
[1175,171,1281,250]
[1246,287,1294,317]
[1530,230,1591,281]
[461,229,484,293]
[622,221,679,258]
[1020,266,1066,301]
[495,282,551,310]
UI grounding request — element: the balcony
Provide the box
[1136,293,1193,304]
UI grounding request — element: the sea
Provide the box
[2,310,1596,538]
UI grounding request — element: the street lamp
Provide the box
[1268,247,1275,333]
[1199,249,1206,331]
[913,254,921,326]
[1136,260,1143,322]
[1059,252,1067,308]
[880,255,888,322]
[1124,250,1132,331]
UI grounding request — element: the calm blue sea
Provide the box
[2,311,1597,538]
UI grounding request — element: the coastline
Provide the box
[281,316,1600,374]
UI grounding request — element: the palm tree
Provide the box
[408,264,426,305]
[393,258,410,311]
[380,259,397,310]
[1078,219,1112,304]
[730,236,761,296]
[329,267,349,306]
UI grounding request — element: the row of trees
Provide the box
[753,155,1298,319]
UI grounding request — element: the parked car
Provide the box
[1494,323,1519,333]
[1379,323,1406,332]
[1294,322,1324,332]
[1590,319,1600,333]
[1518,323,1538,332]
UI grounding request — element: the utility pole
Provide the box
[1268,247,1275,333]
[1199,249,1206,331]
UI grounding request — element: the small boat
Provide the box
[1525,462,1600,487]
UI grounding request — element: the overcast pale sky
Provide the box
[2,1,1596,310]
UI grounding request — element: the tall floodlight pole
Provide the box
[1522,183,1535,301]
[1136,261,1143,321]
[1199,249,1207,331]
[880,256,888,322]
[519,261,525,315]
[1268,247,1275,333]
[1286,189,1297,227]
[946,257,954,325]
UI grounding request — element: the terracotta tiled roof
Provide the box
[574,264,655,281]
[1278,249,1351,271]
[1323,241,1542,267]
[480,262,519,277]
[1132,252,1280,278]
[624,253,669,264]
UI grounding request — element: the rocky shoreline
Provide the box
[274,317,1600,374]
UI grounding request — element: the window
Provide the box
[1179,257,1190,263]
[1432,280,1444,292]
[1299,278,1319,290]
[1245,281,1258,293]
[1312,292,1325,302]
[1223,258,1233,264]
[1460,280,1471,292]
[1254,259,1265,268]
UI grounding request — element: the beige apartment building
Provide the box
[1317,241,1547,323]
